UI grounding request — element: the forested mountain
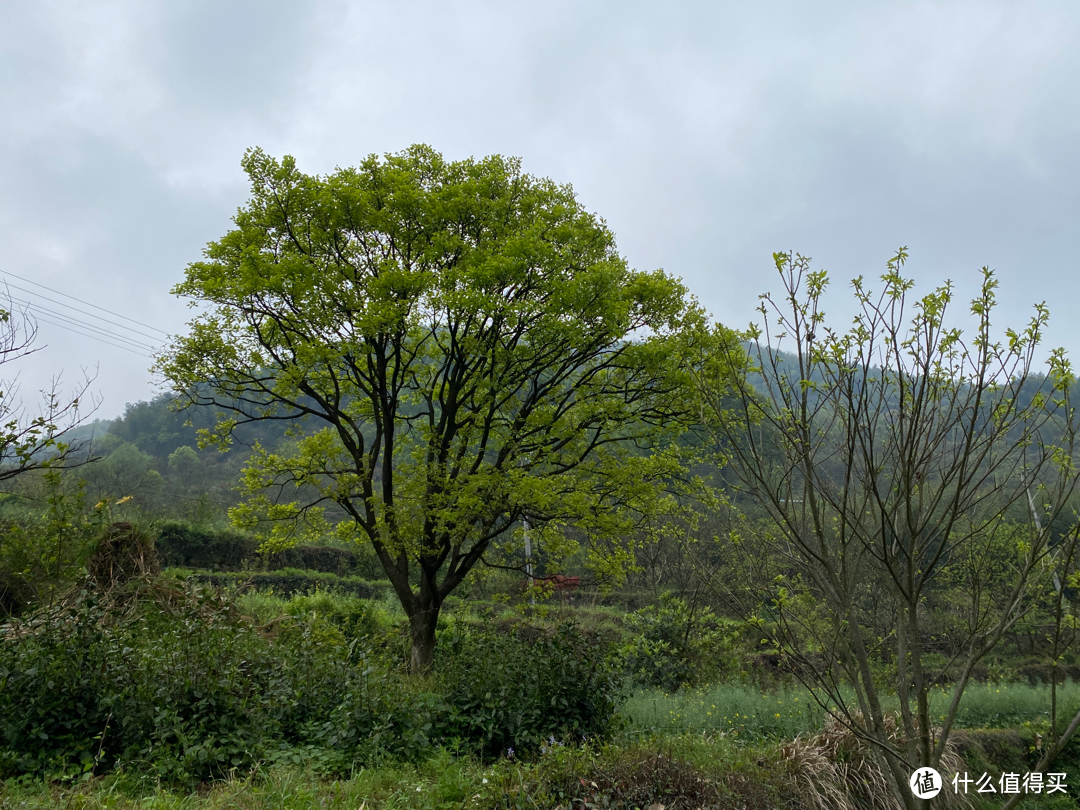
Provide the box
[60,346,1079,529]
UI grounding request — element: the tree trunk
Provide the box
[408,606,440,674]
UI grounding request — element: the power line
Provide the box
[5,285,165,342]
[33,316,155,357]
[31,311,156,357]
[13,297,158,352]
[17,298,159,351]
[0,268,178,360]
[0,269,171,336]
[32,315,153,358]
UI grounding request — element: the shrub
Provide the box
[111,607,294,782]
[192,570,388,600]
[266,545,364,576]
[622,592,738,690]
[156,520,372,577]
[0,522,53,617]
[434,622,624,758]
[0,582,356,783]
[283,591,390,643]
[0,585,625,781]
[0,473,103,617]
[315,665,447,765]
[155,521,258,570]
[0,592,115,777]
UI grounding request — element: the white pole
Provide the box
[524,516,534,606]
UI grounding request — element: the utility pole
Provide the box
[524,516,534,606]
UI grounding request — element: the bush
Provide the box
[266,545,365,577]
[622,592,738,691]
[282,591,390,643]
[304,620,626,766]
[0,592,115,777]
[192,570,388,600]
[0,583,357,783]
[156,520,371,577]
[315,666,447,765]
[0,584,626,782]
[155,521,258,570]
[0,474,103,617]
[434,622,624,758]
[111,603,297,781]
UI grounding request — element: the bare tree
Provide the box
[693,249,1078,809]
[0,291,97,479]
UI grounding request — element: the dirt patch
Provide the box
[556,751,802,810]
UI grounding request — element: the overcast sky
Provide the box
[2,0,1078,421]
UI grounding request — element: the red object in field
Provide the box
[521,574,581,593]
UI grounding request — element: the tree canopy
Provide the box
[158,145,707,671]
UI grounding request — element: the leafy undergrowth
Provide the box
[0,737,805,810]
[5,718,1080,809]
[0,581,623,785]
[11,727,1064,810]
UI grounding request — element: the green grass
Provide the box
[622,682,826,739]
[622,679,1080,740]
[10,728,1068,810]
[949,680,1080,729]
[234,587,405,626]
[0,756,502,809]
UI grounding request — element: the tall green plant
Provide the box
[622,591,737,690]
[0,470,103,615]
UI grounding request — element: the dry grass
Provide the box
[87,522,160,589]
[780,712,970,810]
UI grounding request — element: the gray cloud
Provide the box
[1,0,1078,420]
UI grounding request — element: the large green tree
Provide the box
[158,146,702,671]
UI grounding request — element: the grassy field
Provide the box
[623,682,826,740]
[623,680,1080,739]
